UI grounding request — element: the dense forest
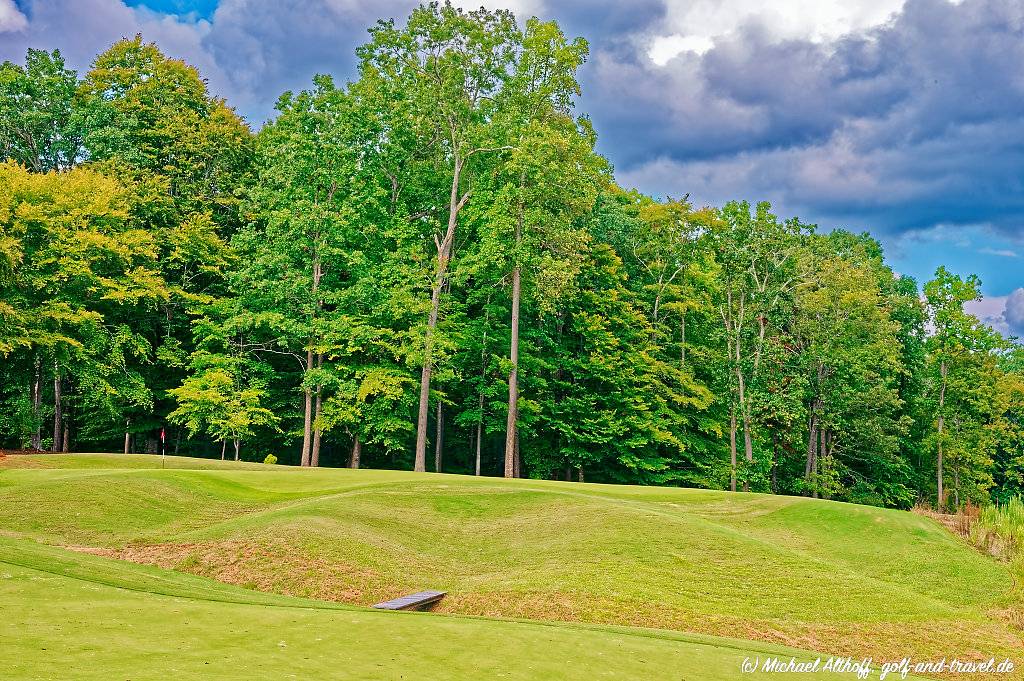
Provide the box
[1,3,1022,511]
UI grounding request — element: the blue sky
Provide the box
[123,0,216,19]
[3,0,1023,333]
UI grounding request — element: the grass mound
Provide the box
[5,536,873,680]
[2,453,1020,676]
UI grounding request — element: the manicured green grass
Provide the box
[5,537,893,681]
[1,453,1019,675]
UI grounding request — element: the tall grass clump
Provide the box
[972,497,1024,560]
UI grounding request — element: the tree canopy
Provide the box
[1,3,1020,512]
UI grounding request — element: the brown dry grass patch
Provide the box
[75,540,397,605]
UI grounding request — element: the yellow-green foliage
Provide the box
[973,497,1024,559]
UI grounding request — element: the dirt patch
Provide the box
[914,504,977,542]
[75,540,397,605]
[0,452,51,468]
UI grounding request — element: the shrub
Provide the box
[263,453,278,465]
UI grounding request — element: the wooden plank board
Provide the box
[371,590,446,611]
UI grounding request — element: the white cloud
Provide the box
[648,0,906,64]
[963,289,1024,339]
[1004,288,1024,336]
[965,293,1010,336]
[965,293,1006,319]
[649,34,714,65]
[979,247,1019,257]
[0,0,28,32]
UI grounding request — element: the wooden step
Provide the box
[371,590,446,611]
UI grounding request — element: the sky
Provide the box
[3,0,1024,335]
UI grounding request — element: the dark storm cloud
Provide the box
[598,0,1024,238]
[1,0,412,124]
[199,0,413,125]
[532,0,665,48]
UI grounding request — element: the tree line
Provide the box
[2,2,1022,510]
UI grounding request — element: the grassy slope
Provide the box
[1,454,1021,671]
[4,537,881,681]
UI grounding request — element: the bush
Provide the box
[263,453,278,465]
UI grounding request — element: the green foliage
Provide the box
[0,49,80,172]
[924,267,1007,509]
[0,6,1019,509]
[167,342,279,460]
[77,36,253,224]
[263,453,278,465]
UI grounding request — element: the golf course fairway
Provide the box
[1,453,1018,679]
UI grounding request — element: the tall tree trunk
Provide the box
[504,174,525,479]
[415,284,443,473]
[31,356,41,450]
[435,400,444,473]
[234,438,240,462]
[174,429,180,456]
[513,430,521,478]
[475,423,482,477]
[953,466,960,509]
[504,260,522,478]
[310,398,322,467]
[805,411,818,494]
[811,447,818,498]
[729,406,737,492]
[723,304,736,493]
[937,360,947,510]
[416,156,466,472]
[51,370,62,453]
[742,416,753,492]
[311,354,323,467]
[220,439,226,460]
[350,436,361,469]
[577,466,584,483]
[736,343,753,492]
[62,422,70,453]
[476,323,487,477]
[124,421,131,454]
[300,349,314,467]
[301,261,323,468]
[818,427,827,499]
